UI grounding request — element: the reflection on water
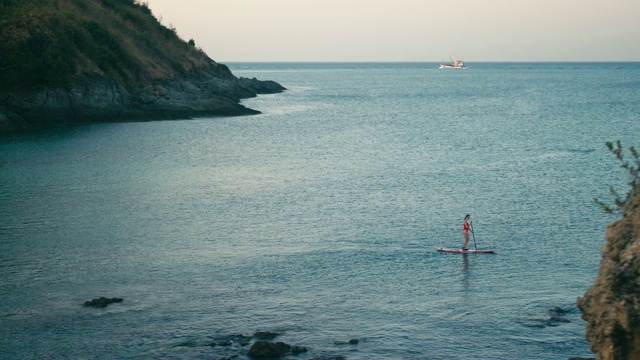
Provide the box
[462,254,470,293]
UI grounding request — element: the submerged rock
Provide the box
[550,306,568,315]
[578,190,640,360]
[208,334,252,347]
[521,306,573,329]
[253,331,279,340]
[83,297,123,308]
[291,345,309,355]
[334,338,359,345]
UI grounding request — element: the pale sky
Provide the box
[145,0,640,62]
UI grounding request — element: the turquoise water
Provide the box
[1,62,639,359]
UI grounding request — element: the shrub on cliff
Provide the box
[594,141,640,214]
[0,0,209,92]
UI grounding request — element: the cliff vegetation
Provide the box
[579,142,640,360]
[1,0,208,91]
[0,0,285,131]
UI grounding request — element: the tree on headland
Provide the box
[594,140,640,214]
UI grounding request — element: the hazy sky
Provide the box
[145,0,639,62]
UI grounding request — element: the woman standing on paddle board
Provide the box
[462,215,471,250]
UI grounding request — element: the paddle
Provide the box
[470,221,478,250]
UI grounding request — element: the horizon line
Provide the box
[221,60,640,63]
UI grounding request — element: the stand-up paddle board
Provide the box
[437,248,495,254]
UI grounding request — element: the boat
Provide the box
[439,57,466,69]
[436,247,495,254]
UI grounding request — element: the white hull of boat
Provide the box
[439,64,466,69]
[439,58,466,69]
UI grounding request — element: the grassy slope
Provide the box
[0,0,214,92]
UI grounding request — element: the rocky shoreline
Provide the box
[0,64,286,133]
[183,330,360,360]
[81,296,593,359]
[0,0,287,133]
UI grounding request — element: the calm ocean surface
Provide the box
[1,62,639,359]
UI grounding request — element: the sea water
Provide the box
[1,62,639,359]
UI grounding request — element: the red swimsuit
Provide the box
[463,223,470,231]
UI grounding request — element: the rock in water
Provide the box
[238,77,287,94]
[83,297,123,308]
[578,191,640,360]
[246,340,308,358]
[247,340,290,358]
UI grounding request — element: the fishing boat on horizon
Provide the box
[439,57,466,69]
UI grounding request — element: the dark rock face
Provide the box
[0,64,285,132]
[83,297,123,308]
[238,77,287,95]
[247,340,290,358]
[578,190,640,360]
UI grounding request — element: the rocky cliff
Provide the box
[0,0,285,132]
[578,190,640,360]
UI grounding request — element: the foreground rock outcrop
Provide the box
[578,190,640,360]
